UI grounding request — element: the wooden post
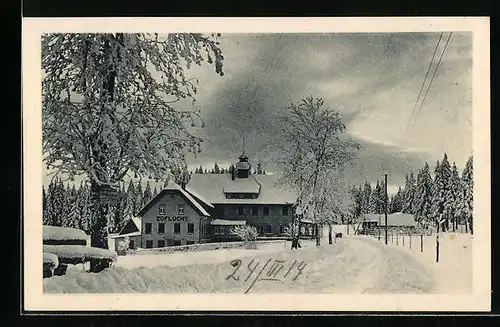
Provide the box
[409,232,412,249]
[378,228,381,241]
[396,233,399,245]
[420,234,423,252]
[436,234,440,263]
[402,233,404,246]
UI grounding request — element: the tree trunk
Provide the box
[469,217,473,235]
[328,224,333,244]
[465,216,468,233]
[315,224,320,246]
[452,217,456,232]
[89,181,109,272]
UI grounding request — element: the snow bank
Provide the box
[43,252,59,270]
[43,226,88,245]
[43,245,118,265]
[366,232,472,293]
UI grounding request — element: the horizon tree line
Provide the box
[349,153,473,233]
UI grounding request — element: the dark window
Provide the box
[159,204,166,215]
[280,224,288,234]
[145,240,153,248]
[226,193,232,199]
[169,192,175,199]
[129,240,135,249]
[167,239,173,246]
[238,206,244,215]
[252,194,257,199]
[178,203,185,215]
[158,223,165,234]
[263,207,269,216]
[145,223,152,234]
[239,194,244,199]
[282,206,289,215]
[157,240,165,248]
[174,223,181,234]
[252,206,258,215]
[188,223,194,234]
[173,240,181,246]
[187,241,195,245]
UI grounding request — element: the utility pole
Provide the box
[384,173,388,245]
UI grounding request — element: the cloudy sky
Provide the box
[176,32,472,192]
[42,32,472,193]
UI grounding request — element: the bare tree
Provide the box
[274,96,359,247]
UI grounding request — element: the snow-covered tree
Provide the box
[143,181,153,205]
[75,181,91,232]
[152,185,159,198]
[125,180,137,217]
[42,33,225,257]
[457,156,473,234]
[42,186,50,225]
[413,162,433,225]
[402,172,416,214]
[390,186,404,213]
[450,162,461,231]
[369,180,382,214]
[362,182,372,215]
[274,96,360,247]
[213,162,220,174]
[135,181,144,214]
[64,184,80,228]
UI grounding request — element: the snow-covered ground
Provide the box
[363,232,472,293]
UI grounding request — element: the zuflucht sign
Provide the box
[156,216,188,222]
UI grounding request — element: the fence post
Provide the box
[402,233,404,246]
[378,229,380,241]
[396,233,399,245]
[409,232,412,249]
[436,234,440,263]
[420,234,423,252]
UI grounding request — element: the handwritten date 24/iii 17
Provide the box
[226,258,307,294]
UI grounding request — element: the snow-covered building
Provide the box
[185,153,298,242]
[119,153,317,249]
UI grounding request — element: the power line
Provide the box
[407,32,443,130]
[413,32,453,122]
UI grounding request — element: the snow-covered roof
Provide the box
[110,231,141,238]
[362,213,417,227]
[210,219,246,226]
[186,174,297,205]
[138,182,210,217]
[184,186,215,208]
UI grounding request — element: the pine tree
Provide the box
[413,163,433,225]
[65,184,80,228]
[362,182,372,214]
[450,162,461,231]
[42,186,50,225]
[135,181,144,214]
[76,181,91,233]
[213,162,220,174]
[51,179,66,226]
[402,172,416,214]
[126,180,137,217]
[143,181,153,205]
[391,186,404,213]
[458,156,473,234]
[369,180,382,214]
[440,154,454,231]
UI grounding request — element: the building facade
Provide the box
[135,183,211,248]
[114,153,317,250]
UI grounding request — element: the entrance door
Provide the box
[129,240,135,249]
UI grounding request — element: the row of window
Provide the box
[144,239,195,249]
[214,224,289,235]
[231,206,289,216]
[144,222,194,235]
[158,203,185,216]
[225,193,258,199]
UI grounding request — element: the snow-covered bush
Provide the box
[116,237,130,256]
[43,245,118,266]
[43,252,59,278]
[232,225,259,249]
[43,225,88,246]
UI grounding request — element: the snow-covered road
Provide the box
[48,235,439,293]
